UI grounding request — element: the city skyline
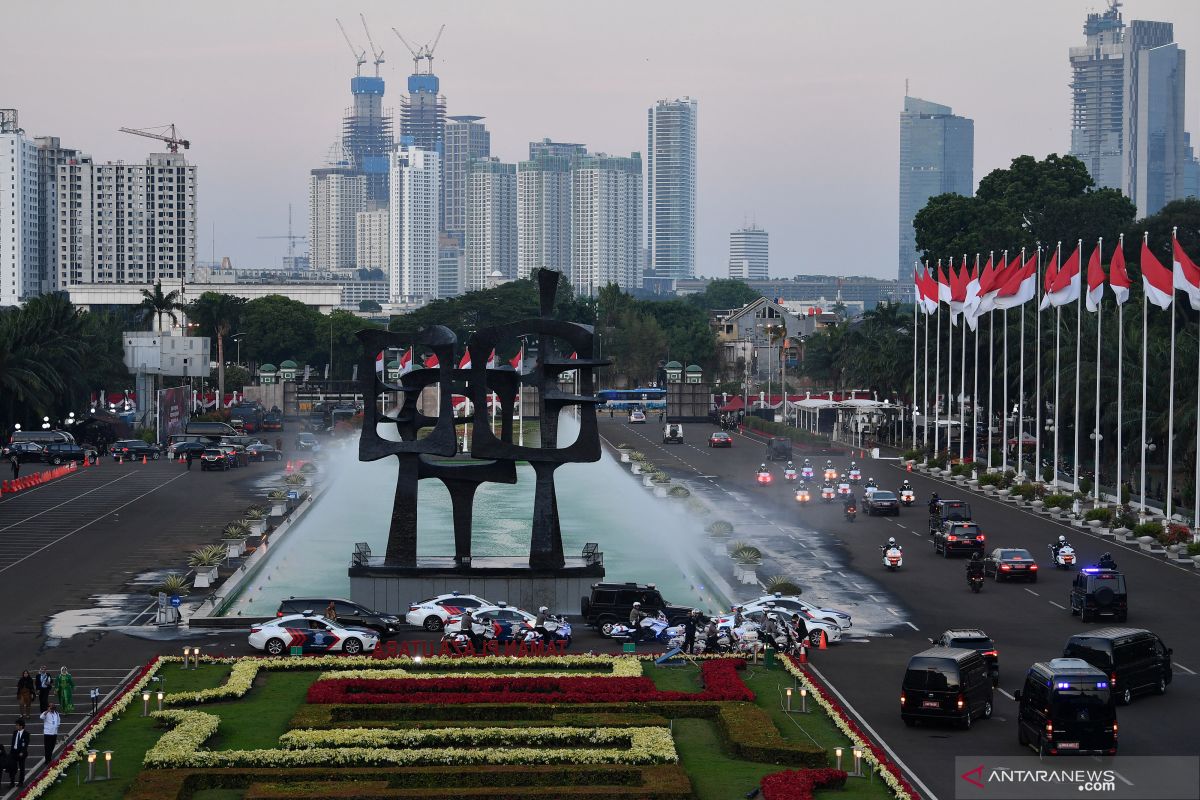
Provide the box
[4,1,1198,282]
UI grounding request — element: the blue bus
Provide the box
[596,388,667,411]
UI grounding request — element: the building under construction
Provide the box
[343,74,394,208]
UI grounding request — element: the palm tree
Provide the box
[138,281,182,332]
[187,292,246,409]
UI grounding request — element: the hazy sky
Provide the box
[5,1,1198,281]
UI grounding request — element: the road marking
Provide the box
[1048,601,1067,610]
[1175,662,1196,675]
[997,688,1015,700]
[910,531,923,537]
[0,473,133,533]
[886,607,901,616]
[1024,588,1040,597]
[904,621,919,631]
[808,663,940,800]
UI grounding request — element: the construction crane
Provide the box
[391,24,444,75]
[118,124,190,153]
[336,17,367,77]
[257,204,309,265]
[360,13,385,77]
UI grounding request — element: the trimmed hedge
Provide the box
[741,417,848,453]
[717,703,826,767]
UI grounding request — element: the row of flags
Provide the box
[913,234,1199,323]
[374,347,581,377]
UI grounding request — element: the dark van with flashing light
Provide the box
[1015,658,1117,756]
[900,647,994,729]
[1062,627,1172,705]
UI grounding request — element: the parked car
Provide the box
[580,582,694,637]
[248,612,379,656]
[404,592,494,632]
[932,521,986,556]
[629,409,647,424]
[276,597,401,636]
[247,443,283,462]
[900,647,994,729]
[167,440,208,460]
[1,441,46,464]
[200,448,230,471]
[111,440,161,461]
[708,431,733,448]
[711,607,842,646]
[729,592,852,631]
[295,432,320,452]
[41,442,99,466]
[1063,627,1171,705]
[218,444,248,468]
[983,547,1038,582]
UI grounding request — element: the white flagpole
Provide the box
[1001,252,1009,474]
[923,262,930,450]
[1093,237,1103,502]
[1035,245,1043,481]
[934,260,942,454]
[972,276,980,466]
[1053,241,1062,489]
[1166,228,1178,521]
[987,251,994,472]
[1073,239,1083,491]
[1017,247,1026,478]
[948,258,955,460]
[912,272,919,451]
[1139,232,1149,515]
[1195,310,1199,527]
[959,253,968,462]
[1116,234,1125,506]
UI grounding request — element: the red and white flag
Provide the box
[509,347,524,370]
[487,349,497,368]
[971,255,998,317]
[1038,248,1061,311]
[949,261,969,325]
[1172,234,1200,311]
[1141,236,1174,310]
[375,350,385,375]
[918,265,939,314]
[423,353,440,369]
[992,252,1030,309]
[963,256,981,314]
[936,262,952,306]
[458,351,472,370]
[1084,243,1106,313]
[1043,241,1082,308]
[1109,239,1130,305]
[398,346,413,375]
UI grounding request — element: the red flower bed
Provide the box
[308,659,753,705]
[761,768,848,800]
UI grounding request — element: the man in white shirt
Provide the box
[38,703,60,766]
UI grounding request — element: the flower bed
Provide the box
[308,659,752,705]
[278,725,665,750]
[760,768,848,800]
[320,657,644,681]
[144,710,678,768]
[781,657,920,800]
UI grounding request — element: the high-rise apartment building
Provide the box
[400,57,446,230]
[647,98,697,280]
[343,75,393,208]
[465,158,517,291]
[388,146,440,303]
[1127,35,1186,216]
[729,225,769,280]
[309,167,366,271]
[443,116,490,244]
[1184,132,1200,199]
[1069,3,1126,189]
[517,153,574,279]
[529,139,587,161]
[571,153,642,294]
[34,136,79,294]
[897,96,974,290]
[355,208,390,274]
[56,151,196,287]
[0,110,39,306]
[437,234,466,299]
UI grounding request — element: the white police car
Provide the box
[734,593,853,631]
[404,592,494,631]
[711,608,843,646]
[248,612,379,656]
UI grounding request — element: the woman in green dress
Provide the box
[55,666,74,714]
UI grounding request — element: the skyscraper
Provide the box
[309,167,366,271]
[356,208,390,274]
[1069,2,1126,189]
[518,152,574,279]
[388,146,440,303]
[34,136,79,294]
[342,75,393,208]
[529,138,587,161]
[1127,34,1186,216]
[399,51,446,230]
[647,97,697,280]
[0,110,39,306]
[571,153,642,294]
[466,158,517,291]
[897,96,974,289]
[443,116,490,244]
[729,225,769,281]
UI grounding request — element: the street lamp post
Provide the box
[231,333,247,367]
[1089,430,1103,502]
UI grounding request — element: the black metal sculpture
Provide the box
[356,270,608,569]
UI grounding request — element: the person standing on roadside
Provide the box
[682,610,698,654]
[185,450,194,471]
[54,668,73,714]
[34,668,51,714]
[38,704,59,766]
[9,458,17,481]
[8,719,27,787]
[15,673,33,720]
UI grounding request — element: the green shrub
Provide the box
[731,546,762,564]
[1115,510,1138,530]
[950,463,971,477]
[152,573,189,598]
[716,703,826,767]
[1079,476,1093,495]
[1043,493,1071,510]
[222,521,250,539]
[741,416,842,450]
[762,575,802,595]
[668,486,690,498]
[1186,542,1200,557]
[978,472,1004,487]
[1121,484,1131,505]
[187,544,227,568]
[902,449,923,461]
[707,520,734,537]
[268,489,288,501]
[1013,483,1037,500]
[1084,508,1114,523]
[245,505,266,520]
[927,453,948,469]
[285,473,307,486]
[1132,521,1163,539]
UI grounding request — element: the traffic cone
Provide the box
[906,463,912,472]
[1,480,8,493]
[797,642,808,664]
[285,460,293,472]
[142,455,147,465]
[818,630,828,650]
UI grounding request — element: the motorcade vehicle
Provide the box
[1014,658,1116,755]
[847,466,862,484]
[712,608,843,647]
[928,499,973,534]
[732,593,852,630]
[928,628,999,685]
[167,436,207,458]
[708,431,733,448]
[2,441,46,464]
[933,521,986,556]
[262,410,284,432]
[8,430,75,446]
[836,481,851,498]
[900,647,994,729]
[447,604,571,646]
[823,467,838,481]
[581,581,694,637]
[983,548,1038,582]
[662,423,684,443]
[800,464,814,481]
[111,439,161,461]
[220,444,248,467]
[881,542,904,570]
[629,409,647,424]
[794,486,811,505]
[276,597,401,636]
[783,464,798,482]
[864,490,900,516]
[1062,627,1171,704]
[404,592,494,631]
[820,484,836,503]
[185,421,238,440]
[247,443,283,462]
[295,432,320,452]
[200,448,229,471]
[230,402,265,434]
[41,442,99,466]
[756,466,773,485]
[764,437,792,462]
[1068,568,1128,622]
[1050,543,1078,569]
[248,612,379,656]
[899,487,915,506]
[844,503,857,523]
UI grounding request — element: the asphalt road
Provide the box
[605,416,1199,800]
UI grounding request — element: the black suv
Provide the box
[41,442,98,466]
[2,441,46,464]
[1069,568,1127,622]
[928,499,972,534]
[276,597,401,636]
[581,582,694,637]
[112,440,161,461]
[1063,627,1172,705]
[932,521,986,557]
[929,628,999,685]
[765,437,792,461]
